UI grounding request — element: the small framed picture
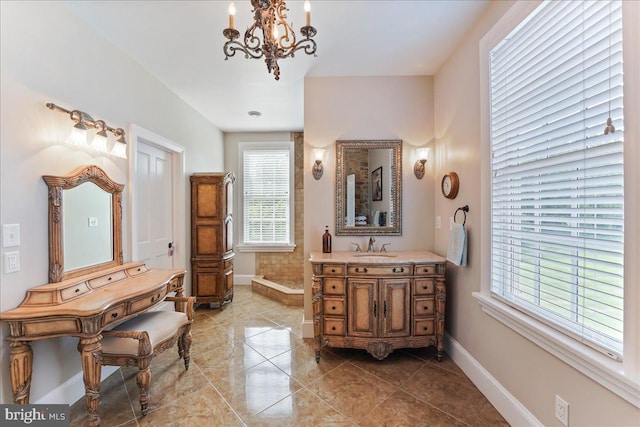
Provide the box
[372,166,382,201]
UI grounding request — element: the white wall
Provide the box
[0,1,223,404]
[303,76,435,332]
[433,1,639,426]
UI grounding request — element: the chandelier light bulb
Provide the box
[304,1,311,26]
[228,2,236,29]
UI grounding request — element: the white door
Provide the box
[136,141,174,269]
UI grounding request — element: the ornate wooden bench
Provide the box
[100,296,195,415]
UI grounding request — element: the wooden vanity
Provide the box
[0,262,185,426]
[310,250,446,361]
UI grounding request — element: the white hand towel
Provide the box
[446,223,467,266]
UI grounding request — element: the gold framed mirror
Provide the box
[335,140,402,236]
[43,165,124,283]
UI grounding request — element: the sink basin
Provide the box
[353,253,397,258]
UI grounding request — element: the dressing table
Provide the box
[0,165,185,427]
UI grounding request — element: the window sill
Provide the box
[472,292,640,408]
[236,244,296,253]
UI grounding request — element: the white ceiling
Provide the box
[65,0,489,132]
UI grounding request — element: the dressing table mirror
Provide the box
[43,164,123,282]
[335,140,402,236]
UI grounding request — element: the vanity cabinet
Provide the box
[190,172,235,308]
[348,278,410,338]
[311,251,446,361]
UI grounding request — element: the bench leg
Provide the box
[136,364,151,416]
[181,326,192,371]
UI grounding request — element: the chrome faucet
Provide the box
[367,236,376,252]
[351,242,362,252]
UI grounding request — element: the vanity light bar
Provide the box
[46,102,128,159]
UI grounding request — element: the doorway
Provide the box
[128,124,185,271]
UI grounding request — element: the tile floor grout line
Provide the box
[396,363,471,426]
[191,359,250,427]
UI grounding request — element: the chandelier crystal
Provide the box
[223,0,317,81]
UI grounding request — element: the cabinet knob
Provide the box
[331,269,336,273]
[423,326,428,331]
[331,326,336,331]
[331,285,336,289]
[75,288,80,293]
[111,312,118,318]
[331,306,336,310]
[423,306,429,311]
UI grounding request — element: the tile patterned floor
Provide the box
[70,286,508,426]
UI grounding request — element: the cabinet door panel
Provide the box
[195,183,219,219]
[348,279,377,337]
[381,279,410,337]
[193,270,222,297]
[195,225,220,256]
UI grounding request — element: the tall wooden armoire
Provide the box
[190,172,235,308]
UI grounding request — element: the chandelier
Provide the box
[223,0,317,81]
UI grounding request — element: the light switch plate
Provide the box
[2,224,20,248]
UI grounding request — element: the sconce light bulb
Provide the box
[416,147,430,162]
[304,1,311,13]
[229,2,236,15]
[91,133,109,153]
[312,150,324,180]
[111,141,127,159]
[67,126,89,147]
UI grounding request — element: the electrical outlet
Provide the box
[4,251,20,274]
[555,395,569,426]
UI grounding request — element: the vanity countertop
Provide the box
[309,250,445,264]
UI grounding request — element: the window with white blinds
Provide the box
[242,147,291,245]
[490,0,624,357]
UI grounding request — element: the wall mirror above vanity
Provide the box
[335,139,402,236]
[43,164,124,283]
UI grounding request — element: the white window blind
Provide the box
[490,0,624,357]
[243,148,291,244]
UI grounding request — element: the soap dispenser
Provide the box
[322,226,332,253]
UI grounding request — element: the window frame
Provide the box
[236,141,296,253]
[475,0,640,408]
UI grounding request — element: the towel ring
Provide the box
[454,205,469,226]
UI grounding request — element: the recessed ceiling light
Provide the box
[248,110,262,118]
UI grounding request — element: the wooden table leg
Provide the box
[78,335,103,427]
[9,340,33,404]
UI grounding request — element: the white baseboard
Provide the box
[444,333,543,427]
[301,319,314,339]
[235,274,256,285]
[34,366,119,405]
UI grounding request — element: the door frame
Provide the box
[128,124,186,272]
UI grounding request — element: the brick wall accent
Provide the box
[255,132,305,288]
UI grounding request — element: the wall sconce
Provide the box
[312,148,325,180]
[46,103,128,159]
[414,147,430,179]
